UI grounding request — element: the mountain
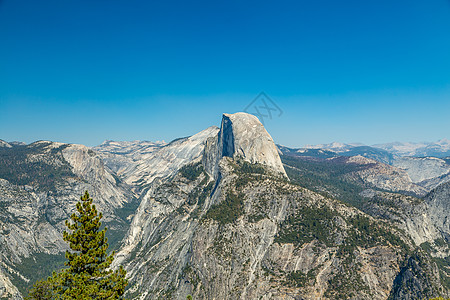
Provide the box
[295,139,450,160]
[280,144,395,165]
[279,142,450,190]
[204,112,287,178]
[107,113,447,299]
[110,113,415,299]
[302,142,365,152]
[280,151,450,298]
[393,157,450,190]
[94,127,219,188]
[373,139,450,158]
[0,140,12,148]
[280,153,427,208]
[95,140,166,156]
[0,141,137,298]
[0,113,449,299]
[278,145,338,159]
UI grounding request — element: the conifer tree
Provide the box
[28,191,128,299]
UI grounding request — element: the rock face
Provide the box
[427,182,450,239]
[0,268,21,299]
[204,113,287,178]
[92,140,166,176]
[344,155,428,196]
[393,157,450,190]
[0,140,12,148]
[95,127,219,188]
[390,251,444,300]
[394,157,450,183]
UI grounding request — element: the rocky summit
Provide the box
[204,113,287,179]
[0,112,449,299]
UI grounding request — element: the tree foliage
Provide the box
[27,191,128,299]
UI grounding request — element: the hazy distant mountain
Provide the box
[277,145,338,159]
[299,139,450,158]
[302,141,365,152]
[279,144,395,165]
[373,139,450,157]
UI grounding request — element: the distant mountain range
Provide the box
[298,139,450,158]
[374,139,450,157]
[3,139,450,159]
[278,140,450,192]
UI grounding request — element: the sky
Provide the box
[1,0,449,147]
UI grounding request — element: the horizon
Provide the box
[1,1,449,147]
[1,117,449,150]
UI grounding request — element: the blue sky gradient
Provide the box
[1,0,449,147]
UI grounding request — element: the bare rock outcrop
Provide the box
[204,112,287,178]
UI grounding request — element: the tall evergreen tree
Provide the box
[28,191,128,299]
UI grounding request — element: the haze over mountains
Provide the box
[299,139,450,158]
[0,113,449,299]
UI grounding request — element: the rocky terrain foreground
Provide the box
[0,112,449,299]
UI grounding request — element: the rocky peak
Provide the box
[205,112,287,178]
[0,140,12,148]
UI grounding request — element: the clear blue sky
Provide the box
[1,0,449,147]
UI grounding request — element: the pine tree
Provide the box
[26,279,54,300]
[28,191,128,299]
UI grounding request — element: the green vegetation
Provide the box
[205,192,244,225]
[233,160,267,189]
[237,160,265,174]
[345,215,407,250]
[421,241,434,253]
[275,205,338,247]
[420,241,450,290]
[281,155,370,209]
[8,253,66,296]
[188,181,214,206]
[247,213,267,223]
[275,203,409,298]
[0,143,75,191]
[181,264,201,292]
[284,270,316,287]
[234,174,262,189]
[211,230,233,259]
[179,162,204,181]
[325,267,369,299]
[108,196,141,251]
[27,191,128,299]
[435,238,447,247]
[389,250,443,300]
[433,256,450,290]
[326,218,408,299]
